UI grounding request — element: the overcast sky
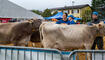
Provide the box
[9,0,92,11]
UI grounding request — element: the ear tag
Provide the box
[32,29,35,32]
[29,21,32,24]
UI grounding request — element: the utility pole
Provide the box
[72,1,75,7]
[72,0,75,14]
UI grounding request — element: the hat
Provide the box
[68,15,74,19]
[74,18,81,20]
[93,12,98,16]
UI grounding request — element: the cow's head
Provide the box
[28,19,42,31]
[96,21,105,36]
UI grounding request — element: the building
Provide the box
[0,0,43,23]
[51,4,92,19]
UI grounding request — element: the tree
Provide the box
[31,10,42,15]
[82,7,92,22]
[92,0,105,19]
[52,11,58,16]
[42,9,52,17]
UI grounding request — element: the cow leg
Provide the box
[16,36,31,47]
[42,39,54,48]
[14,41,24,46]
[84,44,92,60]
[25,42,28,47]
[31,43,35,47]
[13,36,31,46]
[24,36,31,47]
[14,41,19,46]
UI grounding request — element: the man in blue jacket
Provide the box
[68,15,76,24]
[56,13,69,24]
[88,12,103,50]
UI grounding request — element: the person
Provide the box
[52,18,58,22]
[68,15,76,24]
[76,20,81,24]
[88,11,103,50]
[104,21,105,24]
[56,13,69,24]
[75,18,82,24]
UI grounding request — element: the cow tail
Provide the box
[39,23,44,41]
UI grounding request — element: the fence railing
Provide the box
[0,46,105,60]
[0,46,63,60]
[69,50,105,60]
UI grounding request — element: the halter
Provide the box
[29,21,35,32]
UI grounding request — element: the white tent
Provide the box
[0,0,43,19]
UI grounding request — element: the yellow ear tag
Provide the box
[29,21,33,24]
[32,29,35,32]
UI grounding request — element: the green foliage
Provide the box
[82,8,92,22]
[41,9,52,17]
[91,0,96,10]
[31,9,53,17]
[52,11,58,16]
[31,10,42,15]
[92,0,105,19]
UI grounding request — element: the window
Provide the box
[71,9,79,14]
[72,10,73,14]
[68,10,70,14]
[77,9,79,13]
[64,10,69,14]
[73,9,78,14]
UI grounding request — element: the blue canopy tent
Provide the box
[67,15,82,21]
[74,18,82,20]
[45,12,63,20]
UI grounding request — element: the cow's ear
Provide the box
[98,21,104,28]
[99,24,102,27]
[98,24,103,29]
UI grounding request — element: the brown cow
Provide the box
[0,19,42,46]
[30,31,41,47]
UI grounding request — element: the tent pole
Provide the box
[24,18,25,21]
[17,18,18,22]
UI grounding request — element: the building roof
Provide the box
[50,4,90,10]
[0,0,43,19]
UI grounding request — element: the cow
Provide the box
[30,31,41,47]
[39,22,105,60]
[30,20,46,47]
[0,19,42,46]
